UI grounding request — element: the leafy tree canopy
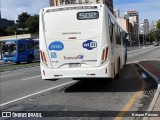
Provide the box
[25,15,39,33]
[16,12,31,29]
[156,20,160,29]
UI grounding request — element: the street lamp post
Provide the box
[138,29,140,48]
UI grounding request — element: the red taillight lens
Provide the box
[105,47,108,60]
[40,50,47,66]
[40,50,43,60]
[101,47,108,64]
[42,52,47,62]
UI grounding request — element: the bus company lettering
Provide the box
[83,40,97,50]
[64,55,84,60]
[48,41,64,51]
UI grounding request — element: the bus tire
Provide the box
[123,57,126,68]
[115,59,120,79]
[16,62,20,64]
[28,55,33,63]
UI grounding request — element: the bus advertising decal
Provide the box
[83,40,97,50]
[82,60,97,62]
[51,52,57,58]
[63,55,84,60]
[48,41,64,51]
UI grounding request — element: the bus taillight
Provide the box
[40,50,48,66]
[42,52,47,62]
[40,50,43,60]
[101,47,108,64]
[101,49,105,61]
[105,47,108,60]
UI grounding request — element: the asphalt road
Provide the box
[0,46,160,119]
[127,46,160,62]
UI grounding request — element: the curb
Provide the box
[137,63,160,120]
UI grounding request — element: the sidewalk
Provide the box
[138,60,160,120]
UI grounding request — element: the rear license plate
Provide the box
[69,63,81,68]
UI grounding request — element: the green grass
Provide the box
[0,62,40,72]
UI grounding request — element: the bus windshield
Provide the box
[2,42,17,57]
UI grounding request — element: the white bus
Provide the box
[39,4,126,80]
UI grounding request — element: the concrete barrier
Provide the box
[0,34,39,41]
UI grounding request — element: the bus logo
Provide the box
[83,40,97,50]
[48,41,64,51]
[63,55,84,60]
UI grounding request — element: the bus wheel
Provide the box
[28,55,33,63]
[115,60,120,79]
[123,57,126,68]
[16,62,20,64]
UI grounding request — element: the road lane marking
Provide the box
[0,81,77,107]
[0,66,39,73]
[127,46,155,55]
[21,75,41,81]
[128,47,156,57]
[115,64,146,120]
[1,72,24,77]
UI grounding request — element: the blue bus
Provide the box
[1,39,39,64]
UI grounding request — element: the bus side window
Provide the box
[27,42,34,49]
[116,27,121,45]
[18,44,26,52]
[108,15,114,43]
[33,41,39,49]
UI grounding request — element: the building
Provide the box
[124,10,139,44]
[143,19,149,35]
[139,19,149,44]
[104,0,113,13]
[114,9,120,18]
[139,22,144,34]
[127,10,139,23]
[49,0,113,13]
[116,17,133,45]
[124,12,129,19]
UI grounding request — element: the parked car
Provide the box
[154,42,159,46]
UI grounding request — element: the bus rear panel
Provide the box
[40,4,119,79]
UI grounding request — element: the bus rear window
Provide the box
[44,10,100,32]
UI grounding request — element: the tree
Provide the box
[16,12,31,30]
[4,24,17,35]
[25,15,39,33]
[0,29,8,36]
[156,20,160,41]
[156,20,160,29]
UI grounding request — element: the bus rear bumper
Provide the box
[40,61,113,79]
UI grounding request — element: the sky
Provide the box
[114,0,160,23]
[1,0,160,24]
